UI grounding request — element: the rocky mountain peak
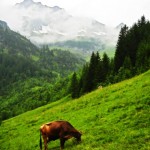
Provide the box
[16,0,35,8]
[16,0,62,12]
[0,20,9,31]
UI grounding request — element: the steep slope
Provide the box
[0,20,85,120]
[0,20,40,93]
[0,70,149,150]
[0,20,38,56]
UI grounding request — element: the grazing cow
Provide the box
[40,120,82,150]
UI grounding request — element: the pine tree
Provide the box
[102,53,110,81]
[122,56,132,79]
[80,52,100,93]
[123,56,132,70]
[94,52,103,84]
[136,40,150,73]
[79,63,89,94]
[138,15,146,27]
[70,72,79,98]
[114,25,128,72]
[85,52,96,92]
[127,16,149,67]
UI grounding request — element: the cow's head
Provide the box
[76,131,82,142]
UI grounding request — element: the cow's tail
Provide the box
[40,130,42,150]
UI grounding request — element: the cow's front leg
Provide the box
[43,136,48,150]
[60,138,65,150]
[44,141,48,150]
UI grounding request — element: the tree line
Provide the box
[70,16,150,98]
[0,16,150,122]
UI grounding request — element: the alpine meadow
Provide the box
[0,70,150,150]
[0,0,150,150]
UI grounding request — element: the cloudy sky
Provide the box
[0,0,150,27]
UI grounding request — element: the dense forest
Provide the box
[69,16,150,98]
[0,16,150,122]
[0,22,85,121]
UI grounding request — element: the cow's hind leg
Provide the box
[60,138,65,150]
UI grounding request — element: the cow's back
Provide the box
[56,120,75,132]
[40,121,75,138]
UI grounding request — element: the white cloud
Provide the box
[0,0,150,26]
[0,0,149,46]
[36,0,150,26]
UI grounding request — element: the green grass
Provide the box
[0,70,150,150]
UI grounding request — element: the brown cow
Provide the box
[40,120,82,150]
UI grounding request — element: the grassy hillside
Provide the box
[0,70,150,150]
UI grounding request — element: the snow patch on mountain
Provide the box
[5,0,121,50]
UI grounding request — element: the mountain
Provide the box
[0,19,85,80]
[0,20,85,120]
[0,20,38,56]
[12,0,119,52]
[0,70,149,149]
[0,20,10,31]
